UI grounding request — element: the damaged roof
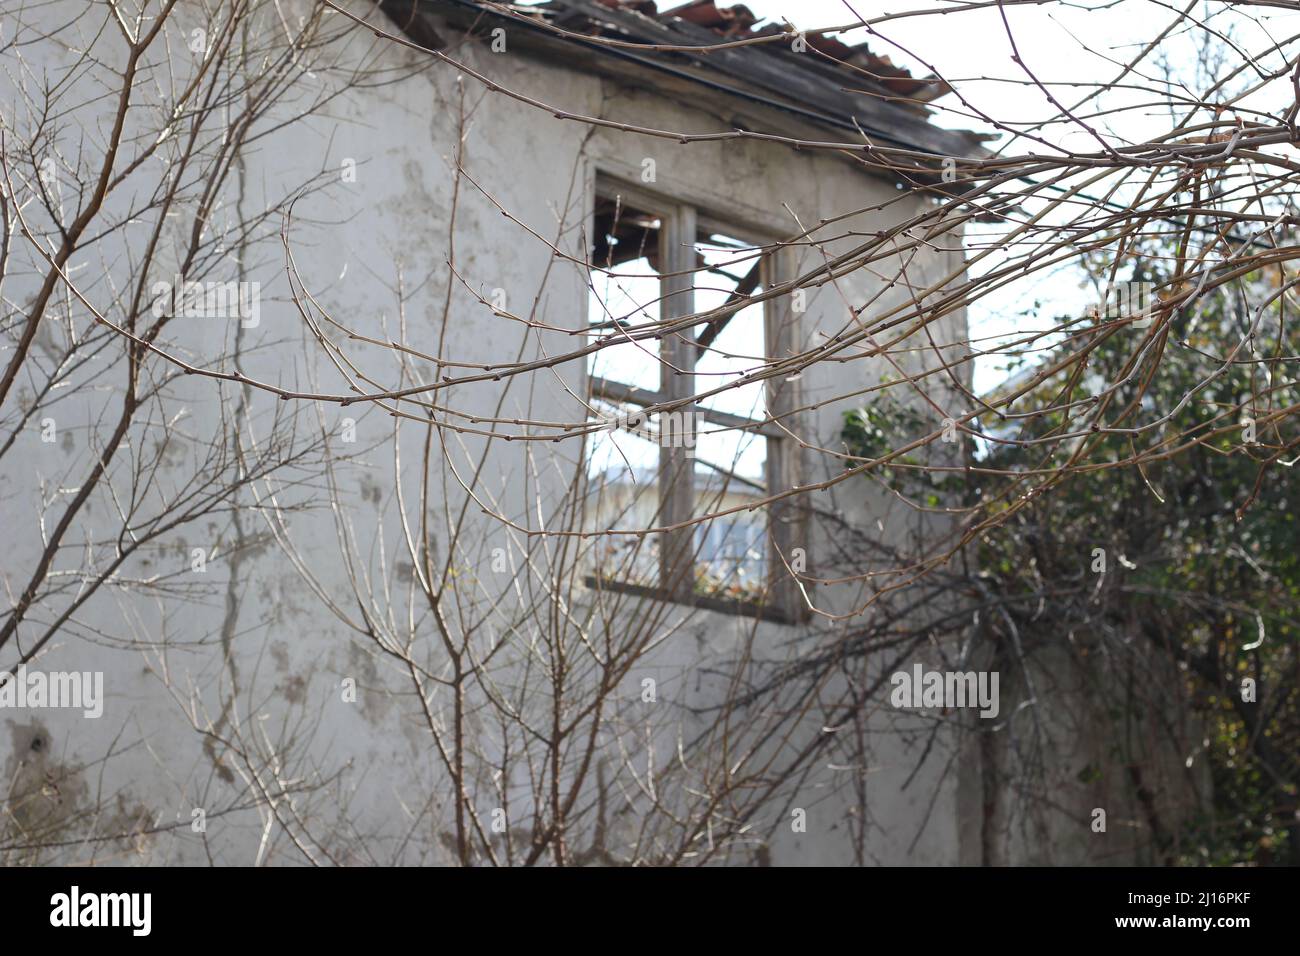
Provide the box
[636,0,954,105]
[380,0,989,164]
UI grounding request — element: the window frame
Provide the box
[586,175,807,623]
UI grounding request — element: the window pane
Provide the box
[585,402,659,477]
[589,198,662,393]
[695,234,767,419]
[585,415,660,588]
[693,419,766,485]
[693,430,769,602]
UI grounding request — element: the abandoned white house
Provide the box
[0,0,1192,865]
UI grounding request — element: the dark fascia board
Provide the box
[386,0,987,162]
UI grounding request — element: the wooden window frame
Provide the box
[587,177,807,624]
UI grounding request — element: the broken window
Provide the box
[585,179,803,620]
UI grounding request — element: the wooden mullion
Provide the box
[590,375,663,408]
[658,202,698,603]
[764,247,807,621]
